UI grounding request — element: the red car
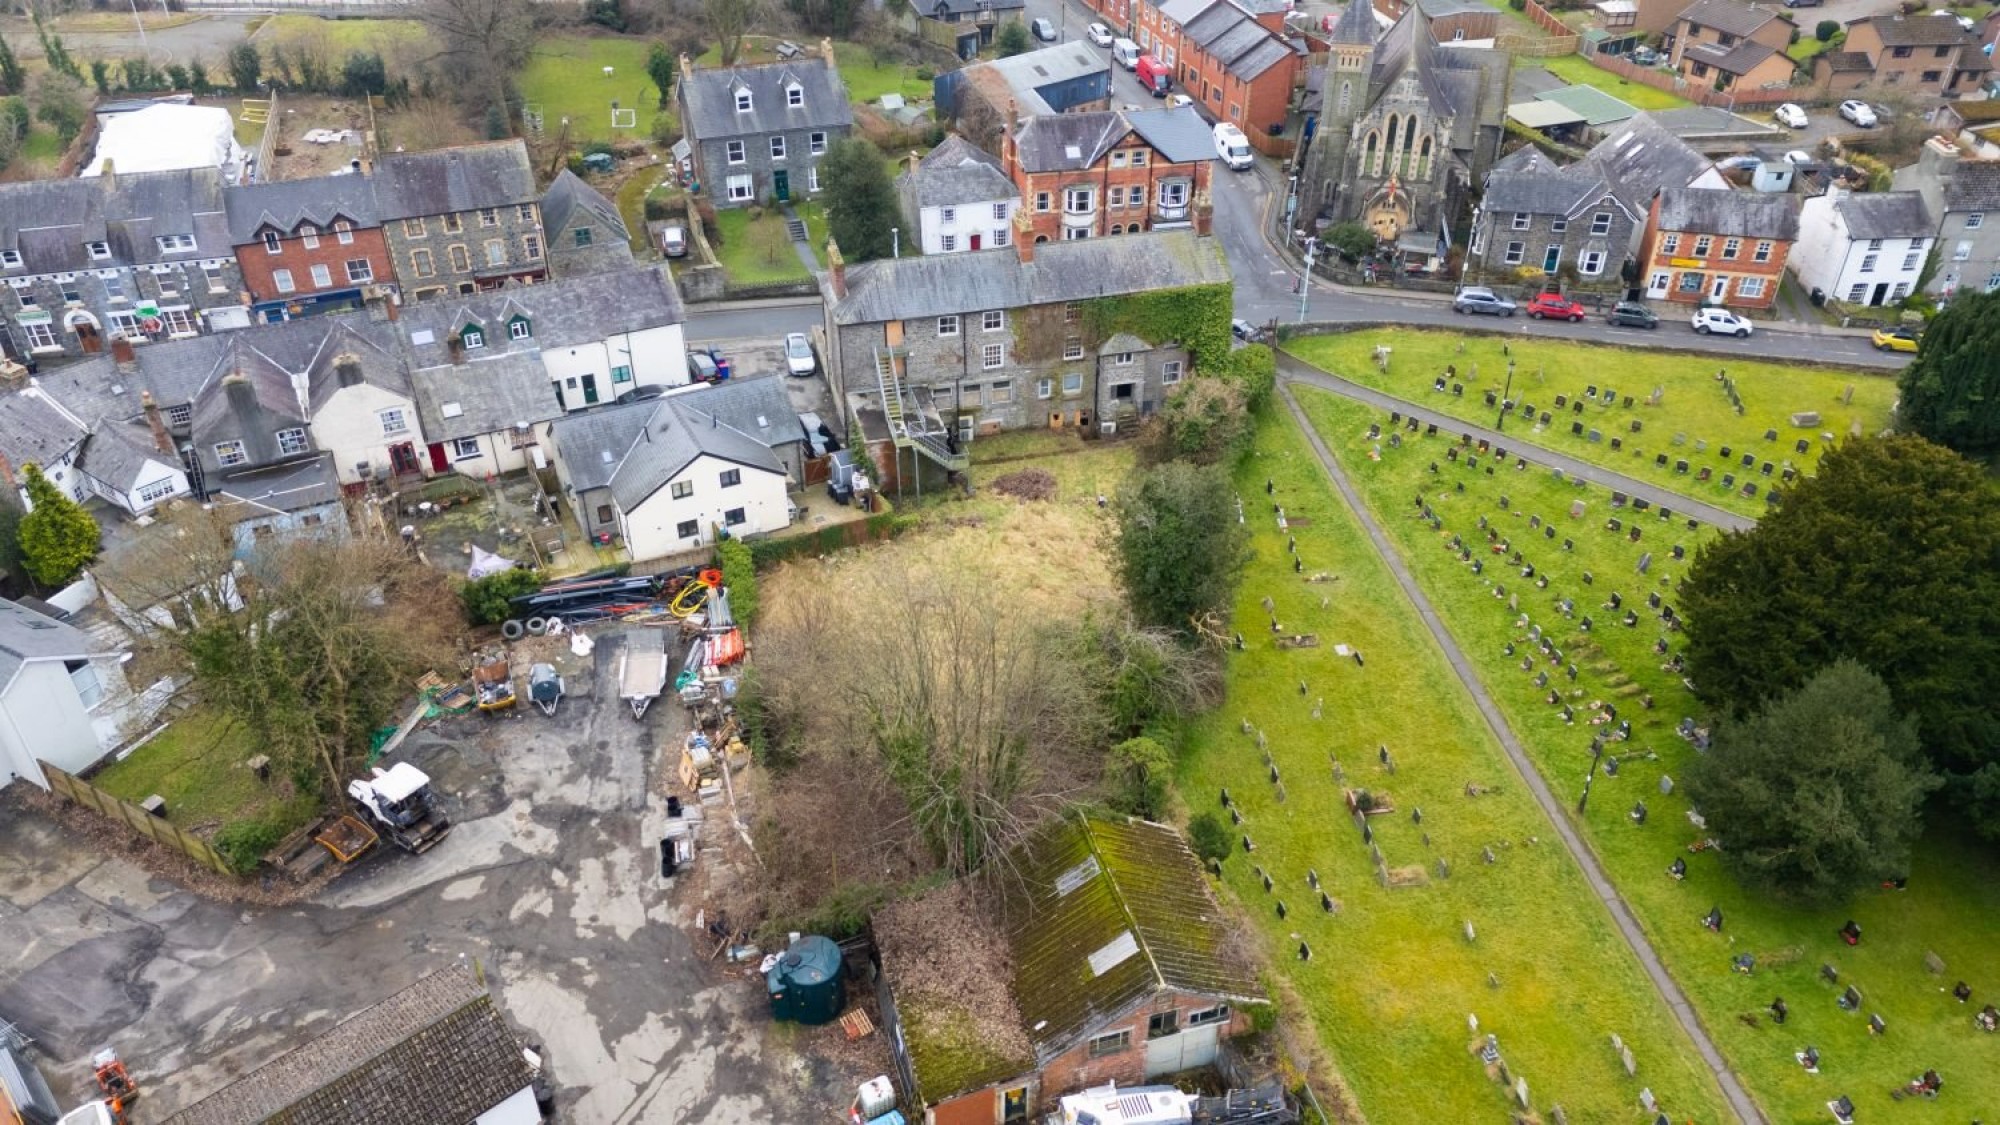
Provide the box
[1525,293,1587,321]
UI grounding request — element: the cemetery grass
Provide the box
[1177,409,1729,1125]
[1284,330,1895,517]
[1295,387,2000,1123]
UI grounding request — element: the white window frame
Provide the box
[334,220,354,245]
[263,231,282,255]
[982,310,1004,332]
[1036,377,1053,399]
[1502,241,1524,266]
[1966,212,1985,229]
[787,83,804,108]
[272,268,296,294]
[300,224,320,250]
[941,206,957,223]
[941,234,957,252]
[726,140,747,165]
[1062,371,1083,395]
[345,259,374,284]
[671,480,694,500]
[509,319,531,340]
[719,468,742,488]
[1511,212,1530,230]
[810,131,827,154]
[735,89,753,112]
[452,437,483,460]
[1589,212,1612,236]
[1063,339,1085,361]
[1579,249,1605,276]
[157,233,197,254]
[1737,276,1767,299]
[309,263,333,289]
[770,135,787,161]
[982,342,1005,369]
[1721,237,1740,259]
[938,314,959,336]
[380,408,410,437]
[726,175,755,202]
[1163,359,1183,384]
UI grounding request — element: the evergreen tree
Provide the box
[1897,287,2000,457]
[18,463,100,588]
[646,41,675,109]
[226,41,261,92]
[820,138,899,261]
[1113,461,1250,634]
[0,35,24,96]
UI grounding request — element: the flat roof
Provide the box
[1509,101,1590,129]
[1536,84,1640,126]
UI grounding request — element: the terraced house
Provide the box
[0,166,247,364]
[225,172,393,323]
[373,140,547,301]
[677,45,855,209]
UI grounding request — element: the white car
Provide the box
[1085,21,1114,46]
[1774,103,1808,129]
[1166,93,1194,108]
[1783,149,1813,165]
[1691,308,1753,338]
[1840,99,1878,127]
[784,332,816,376]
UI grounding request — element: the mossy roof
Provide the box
[999,812,1262,1062]
[875,882,1036,1104]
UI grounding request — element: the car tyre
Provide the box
[1505,309,1515,317]
[1570,313,1583,322]
[1696,324,1710,334]
[1453,304,1465,314]
[1736,328,1749,338]
[1530,311,1543,319]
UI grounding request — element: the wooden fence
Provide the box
[1521,0,1575,38]
[1584,51,1803,109]
[42,762,236,876]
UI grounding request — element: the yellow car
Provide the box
[1872,327,1920,353]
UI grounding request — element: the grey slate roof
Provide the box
[1178,0,1298,82]
[0,389,89,471]
[555,379,793,511]
[397,265,684,364]
[1329,0,1379,44]
[540,169,630,243]
[78,417,175,496]
[1833,191,1933,239]
[900,135,1015,209]
[1656,186,1799,239]
[981,41,1107,107]
[1013,112,1130,172]
[1858,12,1972,46]
[0,598,100,695]
[370,140,537,221]
[1682,38,1785,76]
[829,230,1231,325]
[1482,167,1625,219]
[213,451,343,516]
[1675,0,1781,38]
[1581,113,1718,210]
[224,172,379,244]
[412,351,559,444]
[1487,145,1563,179]
[1942,161,2000,211]
[681,57,854,143]
[160,965,534,1125]
[1123,107,1217,164]
[0,167,232,275]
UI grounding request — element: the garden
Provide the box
[712,201,826,285]
[1181,409,1730,1125]
[1290,386,2000,1122]
[1533,55,1695,113]
[1284,330,1896,517]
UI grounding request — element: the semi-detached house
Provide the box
[678,46,856,209]
[1791,189,1934,308]
[1004,107,1215,242]
[1638,187,1799,310]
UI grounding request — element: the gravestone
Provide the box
[1555,394,1567,408]
[1722,473,1735,488]
[1485,390,1499,407]
[1452,383,1464,396]
[1515,1077,1529,1109]
[1640,1089,1656,1113]
[1675,459,1689,474]
[1588,429,1603,443]
[1464,920,1476,943]
[1539,411,1552,425]
[1610,437,1623,451]
[1659,775,1674,795]
[1391,411,1402,425]
[1656,453,1669,467]
[1435,857,1449,879]
[1631,419,1643,433]
[1697,467,1712,482]
[1322,891,1335,913]
[1573,400,1585,414]
[1762,461,1774,476]
[1742,453,1756,467]
[1621,1044,1637,1076]
[1765,428,1778,442]
[1795,438,1810,455]
[1634,498,1649,512]
[1721,445,1732,460]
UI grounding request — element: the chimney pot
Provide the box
[141,391,174,455]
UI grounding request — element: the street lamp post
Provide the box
[1497,357,1515,432]
[1297,238,1317,324]
[1460,205,1479,292]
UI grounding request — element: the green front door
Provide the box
[773,169,790,202]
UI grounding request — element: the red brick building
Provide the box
[1003,107,1215,242]
[1638,187,1798,311]
[1140,0,1301,141]
[874,813,1264,1125]
[225,173,393,323]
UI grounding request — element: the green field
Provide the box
[92,707,312,833]
[1534,55,1696,112]
[1285,330,1896,517]
[1182,410,1729,1124]
[519,35,671,142]
[253,14,430,55]
[1293,387,2000,1122]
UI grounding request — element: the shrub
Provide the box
[1187,811,1233,865]
[214,817,288,874]
[1109,736,1172,818]
[717,538,757,625]
[459,567,544,625]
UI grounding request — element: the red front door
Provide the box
[970,233,982,250]
[427,443,449,473]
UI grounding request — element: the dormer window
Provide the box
[157,234,196,254]
[86,241,110,261]
[787,83,804,108]
[508,316,531,341]
[300,224,320,249]
[0,250,19,269]
[735,88,753,112]
[263,231,282,254]
[334,220,354,245]
[461,325,485,350]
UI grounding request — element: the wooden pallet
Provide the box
[838,1008,875,1041]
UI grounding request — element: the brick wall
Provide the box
[236,225,393,304]
[1011,146,1210,242]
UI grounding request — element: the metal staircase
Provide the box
[873,346,968,474]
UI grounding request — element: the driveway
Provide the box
[0,630,813,1123]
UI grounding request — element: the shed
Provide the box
[766,934,845,1024]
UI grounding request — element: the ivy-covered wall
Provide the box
[1082,284,1234,370]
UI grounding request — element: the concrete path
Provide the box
[1278,382,1766,1125]
[1278,354,1757,533]
[778,203,819,276]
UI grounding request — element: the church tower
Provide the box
[1302,0,1378,225]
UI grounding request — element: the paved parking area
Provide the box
[0,630,815,1123]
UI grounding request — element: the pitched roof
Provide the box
[160,965,535,1125]
[1482,166,1629,220]
[1830,190,1933,239]
[224,172,379,245]
[77,417,176,495]
[370,140,537,220]
[874,881,1035,1104]
[1819,49,1873,72]
[1012,111,1132,172]
[412,351,558,445]
[1328,0,1379,45]
[1656,186,1799,238]
[1488,145,1565,178]
[0,167,233,275]
[1681,37,1786,76]
[540,169,630,243]
[211,451,343,517]
[1580,113,1718,209]
[553,379,794,511]
[828,231,1231,325]
[1855,11,1972,46]
[680,57,854,142]
[397,265,684,364]
[1123,107,1218,164]
[0,597,101,695]
[900,135,1015,209]
[1178,0,1299,81]
[999,813,1261,1062]
[0,388,90,471]
[979,41,1111,113]
[1942,160,2000,211]
[1675,0,1781,37]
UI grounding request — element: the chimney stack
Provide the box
[821,37,835,66]
[1014,210,1034,264]
[906,149,921,176]
[0,451,15,492]
[111,334,136,371]
[1193,187,1214,237]
[827,239,847,300]
[385,291,401,322]
[140,391,174,455]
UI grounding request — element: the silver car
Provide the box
[1452,287,1517,317]
[785,332,817,377]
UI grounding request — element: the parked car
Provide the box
[660,224,688,259]
[1112,37,1141,69]
[1717,154,1762,171]
[1630,45,1660,65]
[1691,307,1753,337]
[1085,21,1114,45]
[784,331,817,376]
[1783,0,1822,8]
[1783,149,1814,165]
[1452,287,1517,317]
[1606,301,1659,329]
[1840,99,1878,127]
[1214,122,1254,170]
[1031,17,1057,41]
[1525,293,1586,321]
[1774,103,1808,129]
[1872,326,1921,353]
[688,350,723,382]
[1166,93,1194,108]
[1231,317,1260,341]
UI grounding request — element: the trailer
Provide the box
[313,814,379,863]
[618,629,670,718]
[528,662,564,716]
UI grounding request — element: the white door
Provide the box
[1647,271,1670,298]
[1142,1024,1220,1077]
[1710,275,1728,302]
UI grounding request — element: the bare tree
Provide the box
[702,0,763,67]
[402,0,535,112]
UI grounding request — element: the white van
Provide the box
[1111,37,1141,69]
[1213,122,1253,170]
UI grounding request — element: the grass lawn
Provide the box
[1285,330,1895,518]
[694,38,934,106]
[711,202,826,284]
[1537,54,1696,112]
[519,35,670,142]
[253,15,430,55]
[92,707,315,834]
[1789,35,1839,63]
[1180,410,1729,1124]
[1294,387,2000,1123]
[616,167,668,252]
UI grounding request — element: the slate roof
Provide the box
[981,41,1109,110]
[0,389,89,471]
[900,135,1015,209]
[681,57,854,143]
[0,167,233,275]
[224,172,379,244]
[0,598,100,695]
[1012,111,1131,172]
[412,351,558,445]
[1482,166,1627,220]
[212,452,343,517]
[1941,160,2000,211]
[1682,38,1785,76]
[370,140,537,220]
[1856,12,1972,47]
[1487,145,1564,178]
[554,379,793,511]
[999,813,1262,1062]
[1328,0,1379,45]
[397,265,684,364]
[1178,0,1298,82]
[1675,0,1780,37]
[828,231,1231,325]
[1832,190,1932,239]
[160,965,534,1125]
[540,169,630,244]
[1656,186,1799,238]
[77,417,176,496]
[1580,113,1718,210]
[1123,107,1217,163]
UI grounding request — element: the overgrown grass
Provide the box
[519,35,671,142]
[1535,54,1696,112]
[92,707,317,835]
[1295,387,2000,1122]
[1179,409,1728,1125]
[1285,330,1895,516]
